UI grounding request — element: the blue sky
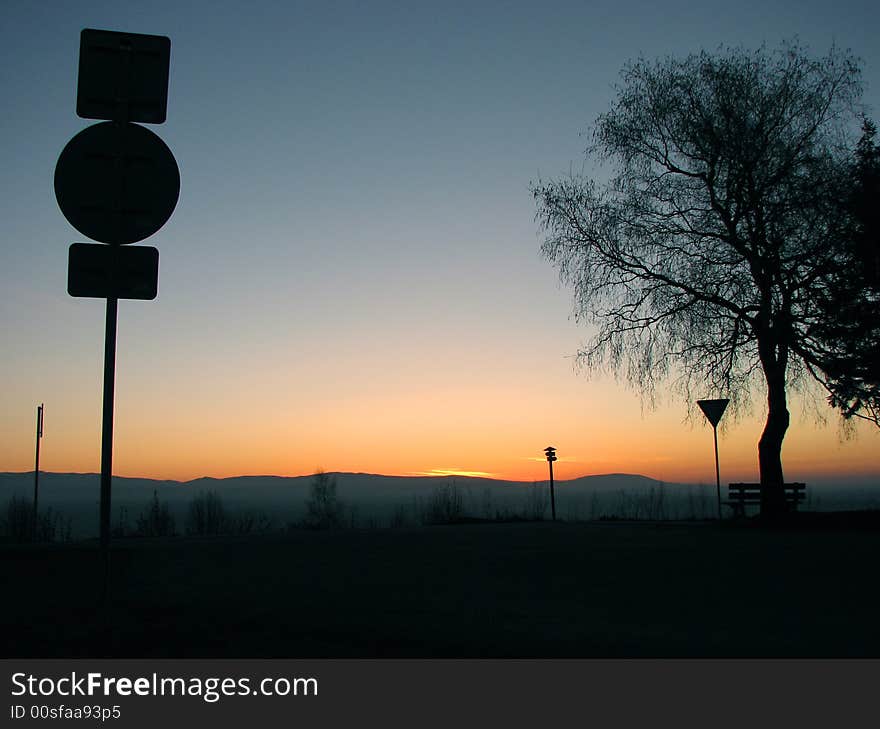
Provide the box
[1,0,878,482]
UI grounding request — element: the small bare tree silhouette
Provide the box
[186,490,228,535]
[304,471,343,529]
[136,490,176,537]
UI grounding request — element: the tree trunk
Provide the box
[758,348,790,519]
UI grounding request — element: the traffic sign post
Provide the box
[55,29,178,598]
[697,398,729,520]
[544,446,557,521]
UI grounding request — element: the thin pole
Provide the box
[33,403,43,540]
[713,425,722,520]
[549,459,556,522]
[100,297,118,595]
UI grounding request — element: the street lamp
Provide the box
[544,446,557,521]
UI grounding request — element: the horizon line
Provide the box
[2,469,677,485]
[4,469,880,488]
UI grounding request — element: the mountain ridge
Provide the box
[0,470,666,486]
[2,471,877,539]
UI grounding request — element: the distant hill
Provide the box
[1,470,877,538]
[0,471,678,536]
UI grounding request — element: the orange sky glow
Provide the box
[2,365,877,485]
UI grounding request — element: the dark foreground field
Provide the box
[2,520,879,657]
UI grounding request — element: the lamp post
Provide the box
[544,446,557,521]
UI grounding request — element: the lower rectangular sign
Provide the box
[68,243,159,300]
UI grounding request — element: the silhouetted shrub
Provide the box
[3,495,32,542]
[478,487,495,520]
[523,482,549,520]
[421,482,466,525]
[186,490,228,536]
[136,490,176,537]
[684,487,712,520]
[2,496,71,543]
[230,510,273,535]
[113,506,131,537]
[303,471,343,529]
[389,504,410,528]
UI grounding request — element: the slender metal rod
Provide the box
[713,425,722,520]
[33,404,43,539]
[549,459,556,522]
[100,298,118,578]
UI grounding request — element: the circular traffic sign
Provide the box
[54,121,180,245]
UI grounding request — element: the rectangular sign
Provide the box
[77,29,171,123]
[68,243,159,300]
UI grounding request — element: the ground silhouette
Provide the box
[3,520,879,657]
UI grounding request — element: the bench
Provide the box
[725,482,806,517]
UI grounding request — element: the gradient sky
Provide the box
[1,0,878,485]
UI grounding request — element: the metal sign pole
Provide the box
[713,425,722,521]
[100,297,118,594]
[33,403,43,540]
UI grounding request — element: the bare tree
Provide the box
[421,481,466,525]
[532,43,864,516]
[136,490,176,537]
[186,489,228,535]
[3,496,68,542]
[304,471,343,529]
